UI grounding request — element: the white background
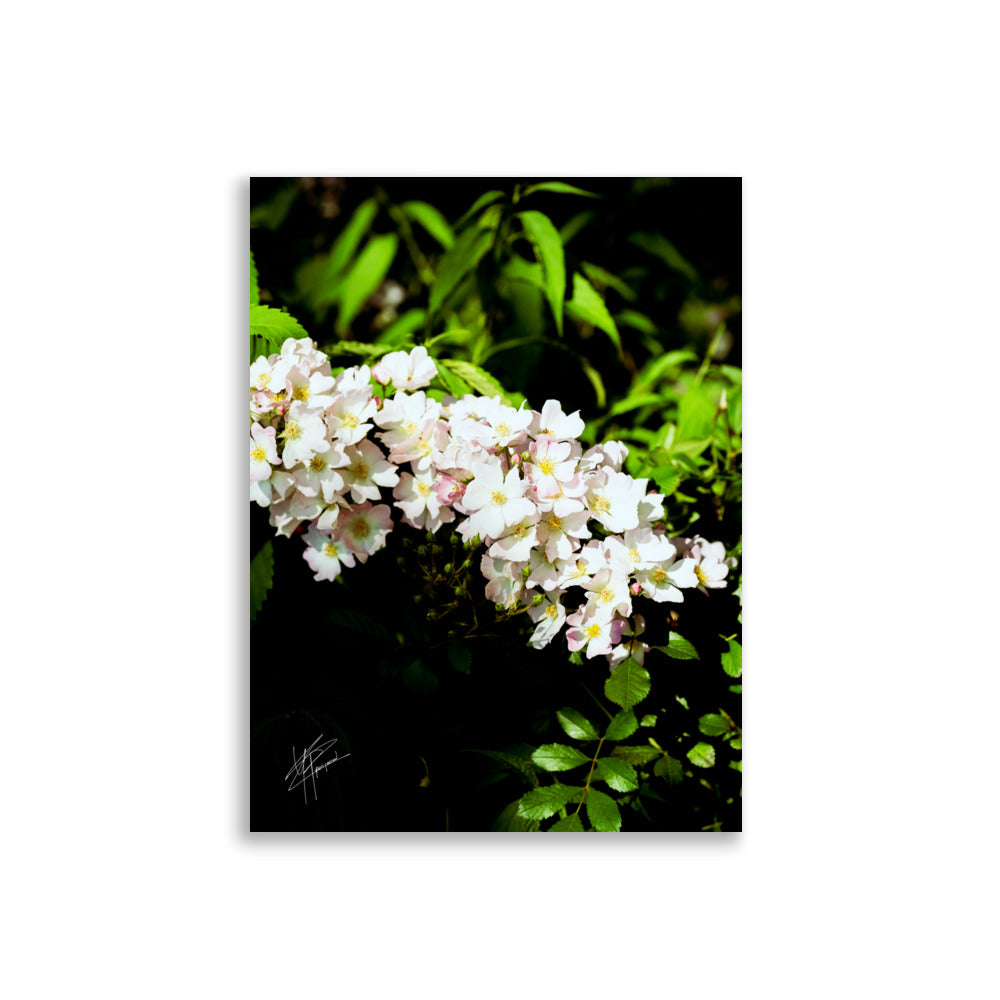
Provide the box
[3,3,997,996]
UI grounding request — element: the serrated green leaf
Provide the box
[604,659,651,711]
[640,714,657,727]
[649,465,681,497]
[730,760,742,772]
[401,200,454,249]
[250,304,308,356]
[518,210,565,336]
[731,736,742,750]
[336,233,399,335]
[531,743,591,772]
[434,362,473,399]
[516,784,583,821]
[556,708,599,741]
[604,709,639,741]
[429,225,493,315]
[568,650,583,666]
[250,251,259,306]
[698,713,731,736]
[610,745,661,766]
[522,181,600,199]
[658,634,699,660]
[249,541,273,623]
[584,787,622,832]
[566,272,621,357]
[319,340,397,357]
[653,754,684,784]
[721,639,742,678]
[687,742,716,768]
[492,799,540,832]
[547,812,585,832]
[629,232,699,283]
[595,757,638,793]
[441,359,512,402]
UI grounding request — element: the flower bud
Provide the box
[531,593,544,606]
[521,565,531,580]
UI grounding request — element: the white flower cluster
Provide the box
[251,339,736,668]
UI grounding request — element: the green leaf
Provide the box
[721,639,743,678]
[629,232,699,283]
[502,254,545,290]
[250,251,260,306]
[336,233,399,335]
[727,387,742,435]
[610,745,661,766]
[653,754,684,784]
[250,183,298,230]
[530,743,591,772]
[401,200,454,248]
[319,340,397,357]
[579,355,606,408]
[698,713,731,736]
[633,350,698,393]
[250,304,308,356]
[604,709,639,742]
[616,309,658,336]
[441,359,512,402]
[566,272,621,357]
[492,800,540,832]
[547,813,585,832]
[455,190,505,229]
[556,708,599,741]
[401,657,439,695]
[649,465,681,497]
[584,787,622,832]
[658,634,699,660]
[730,760,742,773]
[687,742,716,768]
[595,757,638,793]
[447,642,471,674]
[676,385,718,443]
[325,608,395,643]
[324,197,379,287]
[249,541,273,623]
[434,363,473,399]
[376,308,426,345]
[522,181,600,199]
[429,224,493,315]
[559,210,595,245]
[516,784,583,821]
[517,210,565,336]
[581,261,636,302]
[605,393,663,420]
[466,749,537,786]
[604,658,651,711]
[731,736,742,750]
[640,714,657,728]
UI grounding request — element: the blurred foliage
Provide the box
[250,177,742,833]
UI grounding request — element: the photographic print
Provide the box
[249,178,742,832]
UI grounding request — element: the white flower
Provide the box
[302,526,356,582]
[250,355,293,394]
[463,462,536,542]
[527,592,567,649]
[371,346,437,390]
[250,423,279,483]
[530,399,585,441]
[584,469,646,533]
[340,439,399,503]
[279,402,330,468]
[636,554,698,602]
[338,502,393,562]
[565,607,624,658]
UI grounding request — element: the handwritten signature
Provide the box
[285,735,351,803]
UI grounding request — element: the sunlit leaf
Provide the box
[530,743,590,772]
[721,639,742,678]
[604,709,638,742]
[698,713,731,736]
[336,233,399,335]
[522,181,600,199]
[610,745,661,766]
[547,813,585,832]
[556,708,599,741]
[516,784,583,821]
[518,210,565,336]
[250,304,308,358]
[595,757,638,793]
[686,742,716,768]
[604,658,651,711]
[566,272,622,357]
[584,787,622,832]
[429,225,493,315]
[657,634,699,660]
[402,200,454,249]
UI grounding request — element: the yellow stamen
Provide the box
[322,542,339,558]
[545,604,559,619]
[342,413,359,428]
[694,565,708,586]
[309,455,326,472]
[417,482,431,497]
[490,490,508,505]
[537,456,555,475]
[585,623,602,640]
[351,519,370,539]
[591,496,611,514]
[598,587,614,604]
[251,445,266,463]
[293,384,310,401]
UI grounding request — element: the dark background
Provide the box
[250,177,742,832]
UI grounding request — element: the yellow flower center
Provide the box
[283,420,301,441]
[495,422,510,438]
[591,496,611,514]
[417,482,431,496]
[251,445,266,463]
[652,568,668,583]
[403,421,417,435]
[309,455,326,472]
[352,461,369,479]
[598,587,614,604]
[547,515,562,531]
[585,623,602,640]
[629,547,641,565]
[257,372,271,388]
[545,604,559,619]
[694,565,708,586]
[536,456,555,475]
[342,413,360,428]
[352,519,371,538]
[490,490,508,505]
[322,542,339,558]
[293,384,310,401]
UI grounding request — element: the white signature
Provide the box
[284,735,350,803]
